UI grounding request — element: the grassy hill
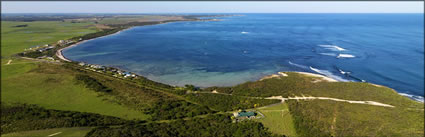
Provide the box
[1,20,150,119]
[1,20,150,120]
[210,72,422,108]
[215,72,424,136]
[2,60,149,120]
[288,99,424,137]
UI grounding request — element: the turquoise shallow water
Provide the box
[63,14,424,101]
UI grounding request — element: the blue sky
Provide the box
[2,1,424,13]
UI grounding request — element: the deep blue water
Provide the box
[63,14,424,101]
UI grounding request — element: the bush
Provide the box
[143,100,214,120]
[19,51,44,58]
[184,93,280,111]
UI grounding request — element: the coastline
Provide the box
[53,18,424,104]
[56,40,85,62]
[262,71,424,103]
[56,26,135,62]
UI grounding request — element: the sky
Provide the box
[2,1,424,13]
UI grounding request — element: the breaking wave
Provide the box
[241,31,249,34]
[288,61,308,69]
[319,53,337,57]
[309,66,351,82]
[318,44,346,51]
[337,68,366,82]
[338,69,351,75]
[399,93,425,103]
[337,54,355,58]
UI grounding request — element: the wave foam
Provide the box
[288,61,308,69]
[319,53,337,57]
[337,54,355,58]
[399,93,424,103]
[338,69,351,75]
[241,31,249,34]
[309,66,351,82]
[337,68,366,82]
[319,44,346,51]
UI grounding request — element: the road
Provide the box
[6,59,12,65]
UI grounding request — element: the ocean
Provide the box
[63,14,424,101]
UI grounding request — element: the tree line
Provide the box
[85,114,285,137]
[1,103,131,134]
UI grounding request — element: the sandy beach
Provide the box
[56,41,83,62]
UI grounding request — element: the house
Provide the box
[233,111,256,118]
[57,40,65,44]
[123,72,132,78]
[90,64,104,69]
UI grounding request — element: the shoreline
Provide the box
[56,26,134,62]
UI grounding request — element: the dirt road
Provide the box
[265,96,395,108]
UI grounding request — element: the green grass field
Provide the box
[1,21,148,120]
[255,103,297,137]
[1,127,93,137]
[1,21,97,58]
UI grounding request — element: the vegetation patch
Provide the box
[143,100,214,121]
[12,24,28,27]
[85,114,283,137]
[75,74,111,93]
[185,93,281,111]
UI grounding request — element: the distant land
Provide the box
[1,13,423,137]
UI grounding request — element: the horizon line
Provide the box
[2,12,424,14]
